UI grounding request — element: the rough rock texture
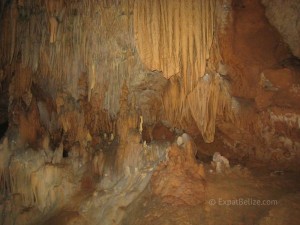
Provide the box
[0,0,300,224]
[262,0,300,58]
[259,193,300,225]
[0,68,9,124]
[151,142,206,206]
[0,137,77,224]
[79,132,168,225]
[219,0,291,99]
[216,0,300,169]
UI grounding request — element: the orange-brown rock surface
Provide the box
[0,0,300,223]
[219,0,291,99]
[262,0,300,58]
[215,0,300,169]
[151,142,206,206]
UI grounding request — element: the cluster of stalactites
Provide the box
[162,73,234,143]
[134,0,216,93]
[0,139,74,212]
[133,0,236,143]
[0,0,135,117]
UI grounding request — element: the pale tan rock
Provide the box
[134,0,216,92]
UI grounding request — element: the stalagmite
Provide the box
[176,133,192,148]
[110,133,114,141]
[212,152,230,173]
[1,0,299,224]
[176,136,183,146]
[139,115,143,134]
[151,142,206,206]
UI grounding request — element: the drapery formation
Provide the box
[134,0,228,143]
[134,0,216,93]
[0,0,229,144]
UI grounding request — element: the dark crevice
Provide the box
[0,121,9,139]
[63,149,69,158]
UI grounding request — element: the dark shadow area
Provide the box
[0,121,8,139]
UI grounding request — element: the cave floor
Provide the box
[37,164,300,225]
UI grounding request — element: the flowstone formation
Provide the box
[0,0,300,224]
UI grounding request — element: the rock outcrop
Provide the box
[151,141,206,206]
[262,0,300,58]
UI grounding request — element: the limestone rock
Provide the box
[262,0,300,58]
[151,143,206,206]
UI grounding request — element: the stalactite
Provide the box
[162,76,187,128]
[0,138,11,196]
[1,143,76,213]
[18,98,43,146]
[134,0,216,93]
[0,0,131,119]
[133,0,236,142]
[93,151,105,176]
[49,16,58,43]
[162,72,235,143]
[9,65,32,99]
[9,1,18,63]
[88,64,96,102]
[187,73,221,143]
[1,0,226,144]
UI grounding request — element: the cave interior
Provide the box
[0,0,300,225]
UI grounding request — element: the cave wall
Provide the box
[0,0,154,152]
[0,0,236,148]
[262,0,300,59]
[0,0,300,223]
[0,0,299,184]
[215,0,300,169]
